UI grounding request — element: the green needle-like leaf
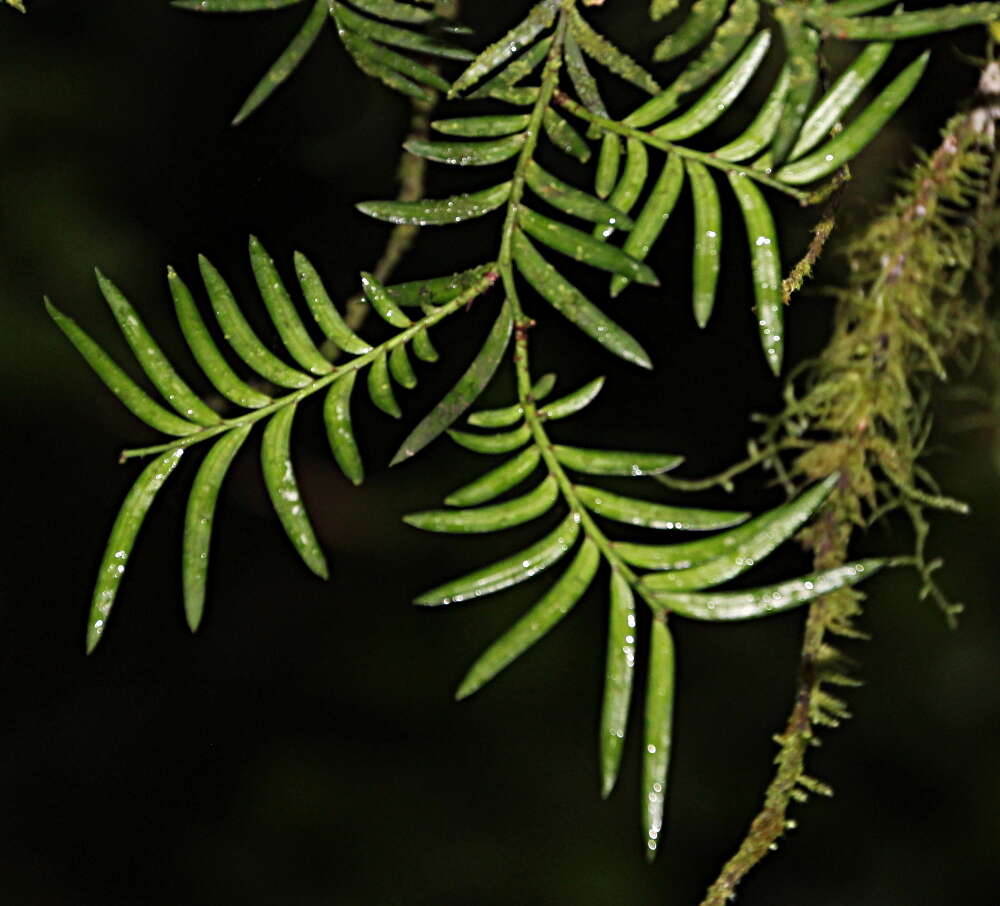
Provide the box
[232,0,328,125]
[368,350,402,418]
[643,475,838,590]
[553,446,683,477]
[261,404,329,578]
[445,446,541,507]
[391,297,511,465]
[333,1,474,60]
[728,171,784,374]
[172,0,305,12]
[449,0,559,96]
[403,474,558,533]
[653,0,727,62]
[448,423,531,455]
[568,8,661,95]
[348,0,436,26]
[686,161,722,329]
[467,373,556,428]
[512,231,652,368]
[87,449,186,653]
[361,272,413,328]
[96,271,222,427]
[538,375,605,421]
[403,134,527,166]
[294,252,372,354]
[455,538,599,699]
[517,208,658,286]
[432,115,530,137]
[415,512,580,605]
[183,425,253,632]
[600,570,636,798]
[199,255,312,389]
[323,372,365,486]
[575,484,749,531]
[653,560,886,620]
[776,52,930,185]
[642,619,676,860]
[357,182,512,226]
[45,299,202,437]
[168,268,274,409]
[524,161,634,229]
[249,236,332,375]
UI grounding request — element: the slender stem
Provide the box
[119,268,497,462]
[552,91,815,203]
[489,1,662,613]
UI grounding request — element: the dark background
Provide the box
[1,2,998,904]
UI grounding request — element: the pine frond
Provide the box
[48,243,499,649]
[172,0,472,121]
[404,370,884,857]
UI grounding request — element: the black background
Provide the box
[1,2,998,904]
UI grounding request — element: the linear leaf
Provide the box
[387,263,496,307]
[512,230,653,368]
[470,36,552,99]
[517,208,659,286]
[553,446,683,477]
[686,160,722,329]
[653,560,886,620]
[357,181,512,225]
[713,65,790,162]
[323,371,365,485]
[95,271,221,427]
[411,327,439,362]
[728,171,783,374]
[595,133,620,199]
[332,1,474,60]
[182,425,253,632]
[294,252,372,354]
[568,8,660,94]
[542,107,591,162]
[654,30,772,140]
[249,236,332,375]
[403,133,526,166]
[455,538,600,699]
[630,0,759,126]
[348,0,436,25]
[339,30,449,95]
[368,349,402,418]
[389,344,418,389]
[390,299,512,465]
[171,0,305,14]
[449,0,558,95]
[610,154,685,298]
[538,375,604,421]
[343,37,436,102]
[594,138,648,241]
[403,474,558,533]
[45,299,202,437]
[807,3,1000,40]
[261,404,329,578]
[87,449,185,653]
[788,41,892,161]
[563,27,608,116]
[771,11,819,165]
[448,423,531,455]
[653,0,727,62]
[575,484,749,531]
[467,372,556,428]
[524,161,633,229]
[776,52,929,185]
[232,0,328,125]
[643,619,676,860]
[445,446,541,507]
[432,114,530,137]
[600,570,636,798]
[168,268,273,409]
[415,512,580,605]
[642,474,838,591]
[199,255,312,389]
[361,272,413,328]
